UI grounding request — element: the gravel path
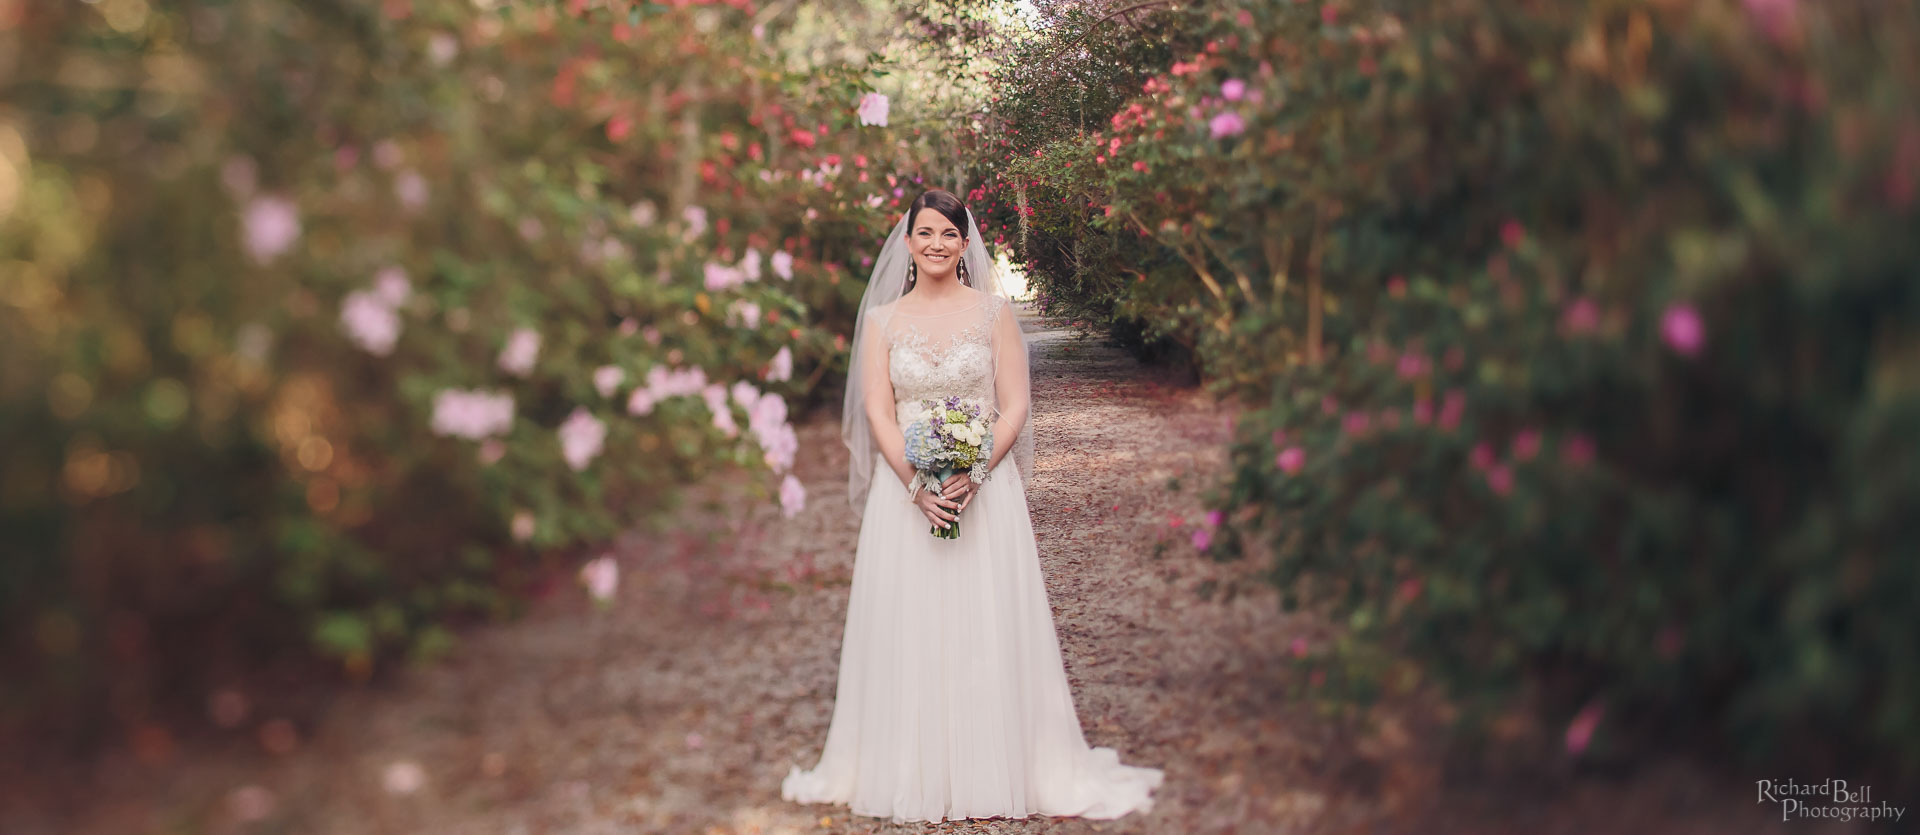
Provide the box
[23,306,1815,835]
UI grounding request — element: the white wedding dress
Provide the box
[782,293,1164,824]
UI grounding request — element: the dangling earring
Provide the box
[906,259,917,290]
[957,256,970,287]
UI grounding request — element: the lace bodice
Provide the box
[885,293,1005,426]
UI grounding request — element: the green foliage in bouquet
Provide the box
[980,0,1920,779]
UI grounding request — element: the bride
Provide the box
[780,189,1165,824]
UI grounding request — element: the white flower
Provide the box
[558,407,607,471]
[340,290,401,356]
[857,92,890,127]
[593,365,625,398]
[762,422,798,473]
[731,380,761,410]
[498,327,541,376]
[511,510,535,542]
[767,345,793,382]
[779,473,806,518]
[771,250,794,281]
[427,32,459,67]
[704,261,745,292]
[579,556,618,603]
[729,299,761,328]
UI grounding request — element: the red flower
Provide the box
[1500,218,1525,249]
[606,115,632,142]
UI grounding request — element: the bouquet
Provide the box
[901,395,994,540]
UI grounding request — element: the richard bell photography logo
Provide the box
[1756,778,1905,823]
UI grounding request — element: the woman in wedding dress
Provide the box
[781,190,1165,824]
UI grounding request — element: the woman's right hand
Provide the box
[914,483,961,530]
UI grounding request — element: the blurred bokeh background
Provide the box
[3,0,1917,831]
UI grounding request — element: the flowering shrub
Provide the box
[0,0,920,748]
[986,0,1920,776]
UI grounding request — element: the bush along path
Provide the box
[24,306,1818,835]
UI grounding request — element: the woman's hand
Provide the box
[914,482,962,530]
[939,472,979,513]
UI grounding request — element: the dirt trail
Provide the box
[25,306,1809,835]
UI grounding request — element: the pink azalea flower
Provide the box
[730,299,762,328]
[1321,4,1338,25]
[373,266,411,307]
[394,169,429,212]
[763,423,799,473]
[740,248,763,281]
[557,407,607,471]
[1561,297,1600,335]
[1412,397,1434,425]
[1220,78,1247,101]
[1565,699,1606,755]
[1500,218,1525,249]
[1209,111,1246,139]
[1290,636,1309,658]
[340,290,401,356]
[579,556,618,603]
[626,388,656,417]
[1561,433,1596,468]
[1438,389,1466,431]
[593,365,625,398]
[771,250,795,280]
[382,760,426,795]
[1512,428,1542,461]
[1342,410,1371,436]
[779,473,806,518]
[511,510,535,542]
[430,389,514,440]
[498,327,541,377]
[1661,303,1705,357]
[1469,442,1496,471]
[1485,463,1514,496]
[1742,0,1799,43]
[731,380,762,411]
[241,195,302,264]
[767,345,794,382]
[643,325,662,345]
[1190,527,1213,550]
[856,92,890,127]
[1396,351,1428,380]
[1276,446,1306,474]
[702,385,739,438]
[1205,509,1223,527]
[618,318,639,336]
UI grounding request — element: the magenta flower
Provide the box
[1396,351,1428,380]
[1561,297,1600,335]
[1439,389,1466,431]
[1276,446,1306,474]
[1500,218,1525,249]
[1221,78,1247,101]
[1469,441,1496,471]
[1342,410,1371,436]
[1561,433,1596,468]
[1290,636,1309,658]
[1565,699,1606,755]
[1412,397,1434,425]
[1190,527,1212,550]
[1205,509,1223,527]
[625,388,656,417]
[1209,111,1246,139]
[1512,428,1542,461]
[1485,463,1514,496]
[1661,303,1706,357]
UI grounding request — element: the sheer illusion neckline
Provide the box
[892,295,985,318]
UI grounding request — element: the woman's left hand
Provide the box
[940,472,979,513]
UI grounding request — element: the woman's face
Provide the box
[908,208,965,281]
